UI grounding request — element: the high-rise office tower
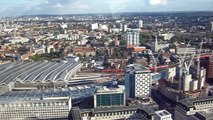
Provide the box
[139,20,143,28]
[210,22,213,32]
[126,31,140,48]
[125,64,151,99]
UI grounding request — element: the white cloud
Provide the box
[51,3,64,8]
[108,0,129,13]
[149,0,167,5]
[68,1,89,10]
[42,0,49,4]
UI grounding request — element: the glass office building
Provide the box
[94,85,125,108]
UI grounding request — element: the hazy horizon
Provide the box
[1,0,213,17]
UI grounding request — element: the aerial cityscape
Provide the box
[0,0,213,120]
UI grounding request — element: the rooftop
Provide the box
[95,85,125,94]
[125,64,150,73]
[194,109,213,119]
[0,60,81,85]
[0,84,96,101]
[178,96,213,108]
[155,110,171,117]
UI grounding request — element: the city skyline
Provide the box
[0,0,213,17]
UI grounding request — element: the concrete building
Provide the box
[174,96,213,120]
[176,46,196,55]
[154,110,172,120]
[198,67,206,89]
[127,104,159,120]
[190,110,213,120]
[57,34,69,39]
[10,37,29,44]
[91,23,99,30]
[0,97,71,120]
[190,80,199,91]
[210,22,213,32]
[0,23,3,33]
[123,24,128,32]
[94,84,126,108]
[69,34,80,40]
[139,20,143,28]
[168,67,176,82]
[81,106,137,120]
[126,31,140,48]
[32,46,45,55]
[183,74,192,92]
[125,64,151,99]
[207,56,213,79]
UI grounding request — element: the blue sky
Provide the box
[0,0,213,16]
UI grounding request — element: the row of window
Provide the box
[0,101,69,108]
[94,110,136,117]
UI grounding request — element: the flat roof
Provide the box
[125,64,150,73]
[155,110,171,117]
[82,105,138,113]
[95,85,125,94]
[178,96,213,108]
[0,84,96,101]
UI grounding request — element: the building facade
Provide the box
[210,22,213,32]
[176,47,196,55]
[154,110,172,120]
[94,85,125,108]
[126,31,140,48]
[0,97,72,120]
[207,56,213,79]
[174,96,213,120]
[139,20,143,28]
[125,64,151,99]
[81,106,137,120]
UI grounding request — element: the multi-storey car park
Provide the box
[0,60,82,93]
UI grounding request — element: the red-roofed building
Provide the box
[73,47,96,56]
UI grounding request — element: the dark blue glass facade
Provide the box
[96,93,124,107]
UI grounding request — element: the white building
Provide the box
[10,37,29,44]
[176,46,196,55]
[198,68,206,90]
[0,97,72,120]
[91,23,99,30]
[210,22,213,32]
[168,67,176,82]
[123,24,128,32]
[33,47,45,55]
[69,34,80,40]
[190,80,198,91]
[57,34,69,39]
[183,74,192,92]
[126,31,140,47]
[154,110,172,120]
[0,23,3,32]
[139,20,143,28]
[161,33,174,40]
[125,64,151,98]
